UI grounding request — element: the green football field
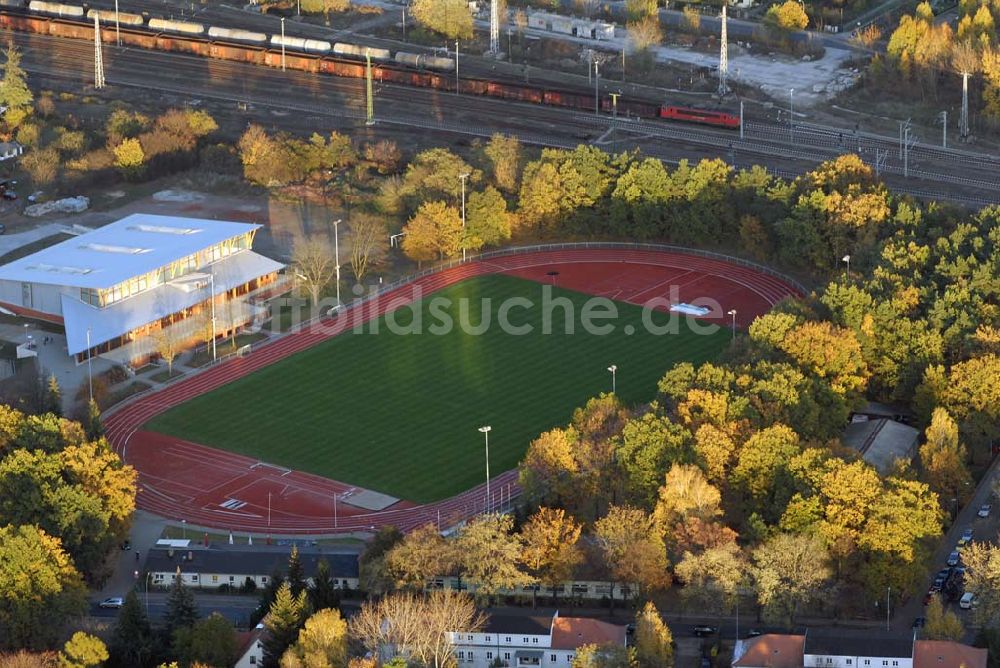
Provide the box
[146,275,728,503]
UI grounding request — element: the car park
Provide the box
[947,551,961,566]
[693,625,718,637]
[99,597,123,609]
[979,504,992,518]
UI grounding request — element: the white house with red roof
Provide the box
[449,611,627,668]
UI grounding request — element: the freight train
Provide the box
[0,3,741,129]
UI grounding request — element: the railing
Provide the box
[105,242,805,415]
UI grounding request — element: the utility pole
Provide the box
[960,71,970,139]
[739,99,744,140]
[365,48,375,125]
[718,3,728,97]
[94,13,105,89]
[939,110,947,148]
[280,17,286,71]
[594,60,600,115]
[490,0,499,55]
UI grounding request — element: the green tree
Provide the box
[732,424,801,523]
[0,525,86,650]
[924,594,965,640]
[287,546,307,598]
[0,44,33,129]
[401,201,463,264]
[358,526,403,595]
[262,583,309,668]
[189,613,238,667]
[455,514,531,603]
[751,533,831,626]
[83,399,103,441]
[308,559,340,612]
[111,591,157,667]
[280,608,348,668]
[616,409,693,506]
[60,632,107,668]
[164,566,199,639]
[633,602,673,668]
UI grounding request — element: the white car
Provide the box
[99,597,124,609]
[978,504,992,518]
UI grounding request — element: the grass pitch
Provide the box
[146,275,728,503]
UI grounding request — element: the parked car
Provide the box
[979,504,992,518]
[120,540,131,550]
[693,625,718,637]
[958,528,974,546]
[912,617,926,629]
[960,592,977,609]
[1,191,16,201]
[99,597,124,609]
[746,629,763,638]
[947,551,961,566]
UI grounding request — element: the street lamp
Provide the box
[144,571,153,615]
[842,254,851,275]
[114,0,120,46]
[459,174,470,262]
[789,88,794,142]
[280,17,286,72]
[727,309,737,341]
[333,219,342,307]
[86,327,93,402]
[478,426,491,513]
[607,364,617,394]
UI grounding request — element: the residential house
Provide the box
[803,635,914,668]
[234,622,267,668]
[733,634,805,668]
[913,640,987,668]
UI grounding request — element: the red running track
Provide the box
[104,249,801,534]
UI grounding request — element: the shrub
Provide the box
[20,147,59,186]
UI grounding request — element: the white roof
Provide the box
[0,214,261,290]
[62,251,283,355]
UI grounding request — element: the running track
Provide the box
[104,249,801,534]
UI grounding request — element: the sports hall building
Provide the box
[0,214,287,365]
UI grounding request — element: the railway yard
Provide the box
[0,0,997,208]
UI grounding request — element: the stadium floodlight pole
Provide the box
[727,310,737,341]
[594,60,600,116]
[86,328,93,402]
[479,426,492,513]
[333,219,342,307]
[208,272,217,362]
[608,364,617,394]
[459,173,470,262]
[280,18,286,72]
[114,0,120,47]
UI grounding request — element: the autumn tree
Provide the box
[347,214,387,282]
[765,0,809,31]
[628,16,662,52]
[0,525,86,650]
[519,428,580,508]
[593,505,670,605]
[291,237,337,308]
[920,407,973,512]
[633,602,673,668]
[732,424,802,523]
[385,523,453,592]
[152,326,181,375]
[60,633,107,668]
[572,644,636,668]
[465,187,514,250]
[924,594,965,640]
[281,608,348,668]
[674,542,748,613]
[411,0,473,39]
[402,201,463,265]
[961,540,1000,628]
[455,513,531,602]
[520,507,584,604]
[358,526,404,595]
[484,133,521,193]
[751,533,832,626]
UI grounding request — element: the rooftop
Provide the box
[550,616,627,650]
[913,640,988,668]
[145,546,359,579]
[0,214,261,290]
[841,417,920,475]
[482,614,555,636]
[804,635,913,659]
[733,634,805,668]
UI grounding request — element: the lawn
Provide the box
[146,275,729,503]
